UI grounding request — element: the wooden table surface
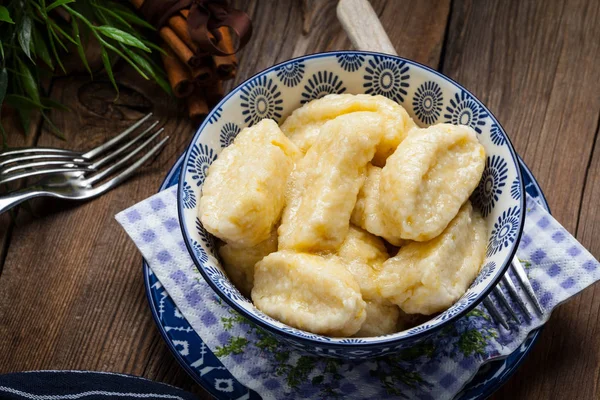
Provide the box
[0,0,598,398]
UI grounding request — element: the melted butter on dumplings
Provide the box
[377,201,487,315]
[278,112,384,253]
[199,119,300,247]
[380,124,485,241]
[280,94,416,166]
[252,250,366,337]
[354,301,400,337]
[218,230,278,298]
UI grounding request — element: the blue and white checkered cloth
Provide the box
[117,188,599,400]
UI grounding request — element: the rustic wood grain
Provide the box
[0,0,598,398]
[439,0,600,398]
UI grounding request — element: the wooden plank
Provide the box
[0,0,450,396]
[440,0,600,398]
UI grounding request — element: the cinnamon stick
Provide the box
[160,44,194,98]
[187,90,209,124]
[205,80,224,106]
[160,27,197,67]
[212,27,238,80]
[168,15,196,51]
[130,0,143,9]
[191,57,215,86]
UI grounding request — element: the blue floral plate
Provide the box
[143,154,549,400]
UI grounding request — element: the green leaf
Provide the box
[101,47,118,94]
[100,38,148,79]
[121,47,171,94]
[0,41,4,60]
[48,20,77,45]
[71,19,91,76]
[47,26,66,72]
[111,6,155,30]
[33,27,54,69]
[141,40,167,56]
[96,26,151,52]
[46,0,75,13]
[19,15,33,60]
[95,5,133,30]
[41,97,69,111]
[48,24,68,52]
[17,59,40,105]
[41,111,65,140]
[5,94,47,110]
[0,6,14,24]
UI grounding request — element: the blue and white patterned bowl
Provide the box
[178,51,525,359]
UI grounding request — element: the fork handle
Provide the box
[0,189,45,214]
[336,0,397,55]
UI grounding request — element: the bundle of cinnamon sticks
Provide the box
[131,0,238,124]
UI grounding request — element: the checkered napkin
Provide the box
[116,188,599,400]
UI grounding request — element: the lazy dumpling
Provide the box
[278,112,384,253]
[380,124,485,241]
[354,301,400,337]
[199,119,300,247]
[218,230,278,298]
[377,201,487,315]
[280,94,416,166]
[336,225,388,302]
[350,164,404,246]
[252,250,366,336]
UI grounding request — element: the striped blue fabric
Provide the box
[0,371,199,400]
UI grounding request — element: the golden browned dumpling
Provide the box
[377,201,487,315]
[278,112,384,253]
[336,225,388,302]
[199,119,300,247]
[350,164,404,246]
[218,230,278,297]
[252,250,366,337]
[380,124,485,241]
[280,94,416,166]
[354,301,400,337]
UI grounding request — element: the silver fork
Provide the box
[0,113,157,185]
[0,113,169,214]
[483,258,545,329]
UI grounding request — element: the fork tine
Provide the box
[82,113,154,160]
[85,128,164,186]
[1,160,92,175]
[0,148,80,159]
[483,297,509,330]
[511,259,545,315]
[0,153,85,168]
[502,274,532,321]
[92,121,161,169]
[493,286,520,322]
[88,137,169,195]
[0,165,96,185]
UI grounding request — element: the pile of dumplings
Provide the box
[198,94,488,338]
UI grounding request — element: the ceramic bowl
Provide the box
[178,51,525,359]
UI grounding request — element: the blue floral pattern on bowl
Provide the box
[219,122,240,148]
[412,81,443,125]
[240,76,283,125]
[301,71,346,104]
[474,155,509,217]
[363,55,409,103]
[181,181,196,209]
[178,51,526,358]
[444,91,488,134]
[336,54,365,72]
[276,61,305,87]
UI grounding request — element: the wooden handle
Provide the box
[336,0,397,55]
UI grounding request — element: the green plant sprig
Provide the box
[0,0,170,146]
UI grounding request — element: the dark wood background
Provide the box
[0,0,598,398]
